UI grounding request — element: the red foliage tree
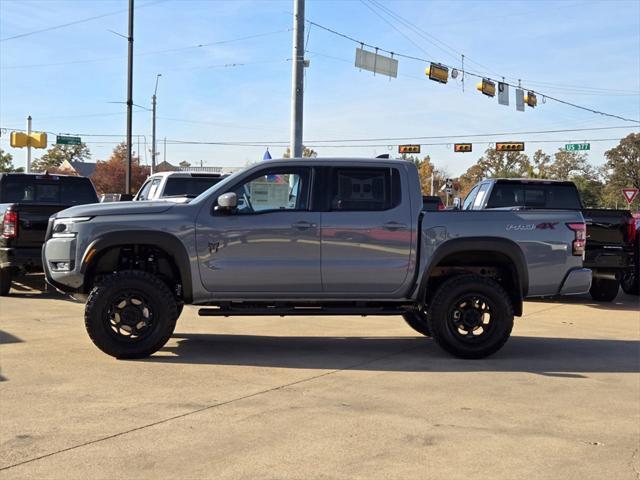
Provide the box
[91,143,149,195]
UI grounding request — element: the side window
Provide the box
[228,168,310,214]
[472,183,491,209]
[462,185,480,210]
[329,167,400,211]
[147,178,162,199]
[136,180,153,200]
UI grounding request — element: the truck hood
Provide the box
[54,201,175,219]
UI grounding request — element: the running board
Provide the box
[198,306,407,317]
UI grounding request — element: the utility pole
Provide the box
[151,73,161,174]
[26,115,32,173]
[125,0,134,194]
[289,0,305,158]
[163,137,167,164]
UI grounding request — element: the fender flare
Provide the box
[418,237,528,316]
[80,230,193,302]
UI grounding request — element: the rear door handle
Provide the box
[292,221,317,230]
[383,221,408,231]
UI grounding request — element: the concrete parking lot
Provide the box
[0,275,638,480]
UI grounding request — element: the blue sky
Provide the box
[1,0,639,176]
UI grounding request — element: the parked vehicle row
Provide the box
[42,158,592,360]
[462,178,638,301]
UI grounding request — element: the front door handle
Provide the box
[383,221,408,231]
[292,221,317,230]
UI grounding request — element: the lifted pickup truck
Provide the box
[0,173,98,295]
[43,159,591,359]
[462,178,636,301]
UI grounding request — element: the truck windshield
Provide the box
[486,183,581,209]
[163,177,223,198]
[0,176,98,205]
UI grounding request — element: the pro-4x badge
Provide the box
[208,241,220,253]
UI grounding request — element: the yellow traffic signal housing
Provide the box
[425,63,449,84]
[524,91,537,108]
[29,132,47,148]
[398,144,421,154]
[496,142,525,152]
[476,78,496,97]
[10,131,28,148]
[454,143,472,153]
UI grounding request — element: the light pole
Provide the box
[289,0,305,158]
[125,0,134,195]
[151,73,162,174]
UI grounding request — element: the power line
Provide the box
[306,19,640,124]
[0,0,166,42]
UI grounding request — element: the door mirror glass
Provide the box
[216,192,237,211]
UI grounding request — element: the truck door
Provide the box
[320,166,413,294]
[195,166,321,293]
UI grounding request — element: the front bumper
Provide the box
[558,268,592,295]
[0,247,43,271]
[42,238,84,293]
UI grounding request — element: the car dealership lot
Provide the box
[1,277,638,480]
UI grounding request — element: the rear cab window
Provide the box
[329,167,401,211]
[486,182,582,209]
[0,175,97,205]
[163,176,223,198]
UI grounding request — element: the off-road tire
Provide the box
[620,272,639,296]
[0,267,12,296]
[589,278,619,302]
[84,270,178,359]
[427,274,514,359]
[402,310,432,337]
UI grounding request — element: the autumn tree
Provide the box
[476,148,530,178]
[31,143,91,172]
[0,149,23,173]
[91,143,149,195]
[282,146,318,158]
[548,149,588,180]
[528,149,552,178]
[458,163,486,198]
[601,133,640,210]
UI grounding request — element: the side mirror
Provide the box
[216,192,237,212]
[452,197,461,209]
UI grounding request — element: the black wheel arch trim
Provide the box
[80,230,193,302]
[418,237,528,316]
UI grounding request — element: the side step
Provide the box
[198,305,408,317]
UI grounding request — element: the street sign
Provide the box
[515,88,525,112]
[56,135,81,145]
[498,82,509,106]
[398,144,420,154]
[565,143,590,152]
[622,188,639,205]
[355,48,398,78]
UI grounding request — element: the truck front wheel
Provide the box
[402,310,431,337]
[589,278,619,302]
[0,267,12,296]
[84,270,178,359]
[428,275,514,359]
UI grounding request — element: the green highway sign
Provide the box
[565,143,590,152]
[56,135,82,145]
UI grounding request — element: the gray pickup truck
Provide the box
[43,158,591,359]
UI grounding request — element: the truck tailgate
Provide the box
[10,203,71,248]
[583,208,633,247]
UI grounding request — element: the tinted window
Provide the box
[486,183,581,209]
[228,168,310,214]
[473,183,491,209]
[163,176,223,198]
[136,179,153,200]
[462,185,480,210]
[0,175,97,205]
[330,168,400,211]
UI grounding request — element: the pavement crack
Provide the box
[0,344,422,472]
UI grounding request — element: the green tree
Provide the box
[476,148,530,178]
[570,165,604,208]
[528,149,552,178]
[601,133,640,210]
[0,149,23,173]
[282,146,318,158]
[179,160,191,168]
[548,149,588,180]
[31,143,91,172]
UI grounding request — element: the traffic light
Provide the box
[476,78,496,97]
[524,91,537,108]
[398,144,421,154]
[30,132,47,148]
[425,63,449,84]
[496,142,525,152]
[10,132,28,148]
[454,143,472,152]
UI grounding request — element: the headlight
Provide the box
[52,217,92,238]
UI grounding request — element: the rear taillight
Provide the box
[437,203,445,211]
[566,222,586,256]
[625,216,637,243]
[2,209,18,239]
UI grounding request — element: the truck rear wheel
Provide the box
[402,310,431,337]
[0,267,11,296]
[589,278,619,302]
[84,270,178,359]
[427,275,514,359]
[620,272,639,296]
